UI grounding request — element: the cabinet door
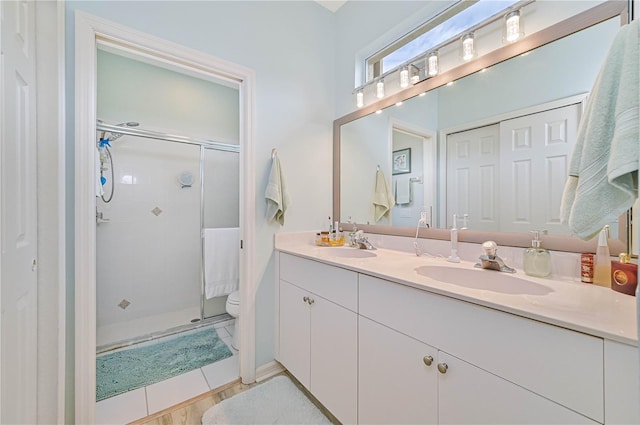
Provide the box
[605,340,640,424]
[359,316,438,424]
[437,352,597,424]
[279,280,311,388]
[310,294,358,425]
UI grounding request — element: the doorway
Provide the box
[74,12,255,423]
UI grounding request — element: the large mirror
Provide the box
[334,1,630,253]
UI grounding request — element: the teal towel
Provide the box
[560,19,639,240]
[265,156,290,225]
[372,169,395,222]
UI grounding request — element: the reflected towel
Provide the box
[204,228,239,299]
[96,148,104,197]
[372,169,395,222]
[560,20,639,240]
[265,156,290,225]
[395,176,411,205]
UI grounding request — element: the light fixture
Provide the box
[395,101,403,107]
[400,66,410,88]
[410,63,420,84]
[460,32,476,62]
[504,10,523,43]
[356,89,364,108]
[375,110,382,114]
[376,79,385,99]
[427,51,439,77]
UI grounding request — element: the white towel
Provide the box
[96,148,104,197]
[395,177,411,205]
[265,156,290,225]
[204,228,239,299]
[560,19,639,240]
[372,169,395,222]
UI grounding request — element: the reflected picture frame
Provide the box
[392,148,411,175]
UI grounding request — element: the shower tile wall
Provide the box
[97,137,202,345]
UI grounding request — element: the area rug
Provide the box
[202,375,331,424]
[96,326,232,401]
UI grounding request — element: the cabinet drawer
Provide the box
[280,253,358,311]
[359,274,604,422]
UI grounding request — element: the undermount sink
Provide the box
[415,265,552,295]
[318,247,377,259]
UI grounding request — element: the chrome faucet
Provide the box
[474,241,516,273]
[354,231,376,250]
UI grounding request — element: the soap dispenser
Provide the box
[593,225,611,287]
[523,230,551,277]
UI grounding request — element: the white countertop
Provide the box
[275,233,638,346]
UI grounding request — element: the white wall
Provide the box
[65,2,336,418]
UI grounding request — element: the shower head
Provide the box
[109,121,140,141]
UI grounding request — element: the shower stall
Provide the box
[95,122,240,351]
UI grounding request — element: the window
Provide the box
[367,0,520,81]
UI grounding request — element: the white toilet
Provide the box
[225,290,240,350]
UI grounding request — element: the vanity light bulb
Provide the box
[505,10,522,43]
[461,33,475,62]
[356,90,364,108]
[427,52,439,77]
[400,67,410,88]
[376,80,385,99]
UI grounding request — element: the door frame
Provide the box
[74,12,256,423]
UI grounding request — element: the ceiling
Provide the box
[315,0,347,13]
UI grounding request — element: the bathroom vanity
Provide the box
[275,234,639,425]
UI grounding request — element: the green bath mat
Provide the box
[96,326,233,401]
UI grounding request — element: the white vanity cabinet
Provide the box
[278,253,358,425]
[359,273,603,424]
[277,250,638,425]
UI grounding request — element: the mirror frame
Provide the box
[333,1,629,254]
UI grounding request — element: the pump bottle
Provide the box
[593,225,611,287]
[523,230,551,277]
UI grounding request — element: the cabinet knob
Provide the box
[437,363,448,374]
[307,297,315,305]
[303,296,309,303]
[423,356,433,366]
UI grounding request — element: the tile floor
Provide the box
[96,319,239,425]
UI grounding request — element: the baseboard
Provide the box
[255,361,285,382]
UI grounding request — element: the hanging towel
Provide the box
[560,19,639,240]
[372,169,395,222]
[95,147,104,197]
[204,227,239,299]
[265,156,290,225]
[395,176,411,205]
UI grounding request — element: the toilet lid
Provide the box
[227,291,240,305]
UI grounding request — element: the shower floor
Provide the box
[97,306,230,349]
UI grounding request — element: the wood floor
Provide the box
[128,371,340,425]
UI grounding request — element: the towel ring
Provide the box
[271,148,277,159]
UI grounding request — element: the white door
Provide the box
[499,104,580,234]
[0,0,39,423]
[359,316,438,424]
[446,124,500,231]
[437,351,597,424]
[278,280,311,388]
[310,295,357,425]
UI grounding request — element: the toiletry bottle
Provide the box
[611,253,637,296]
[523,230,551,277]
[593,225,611,287]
